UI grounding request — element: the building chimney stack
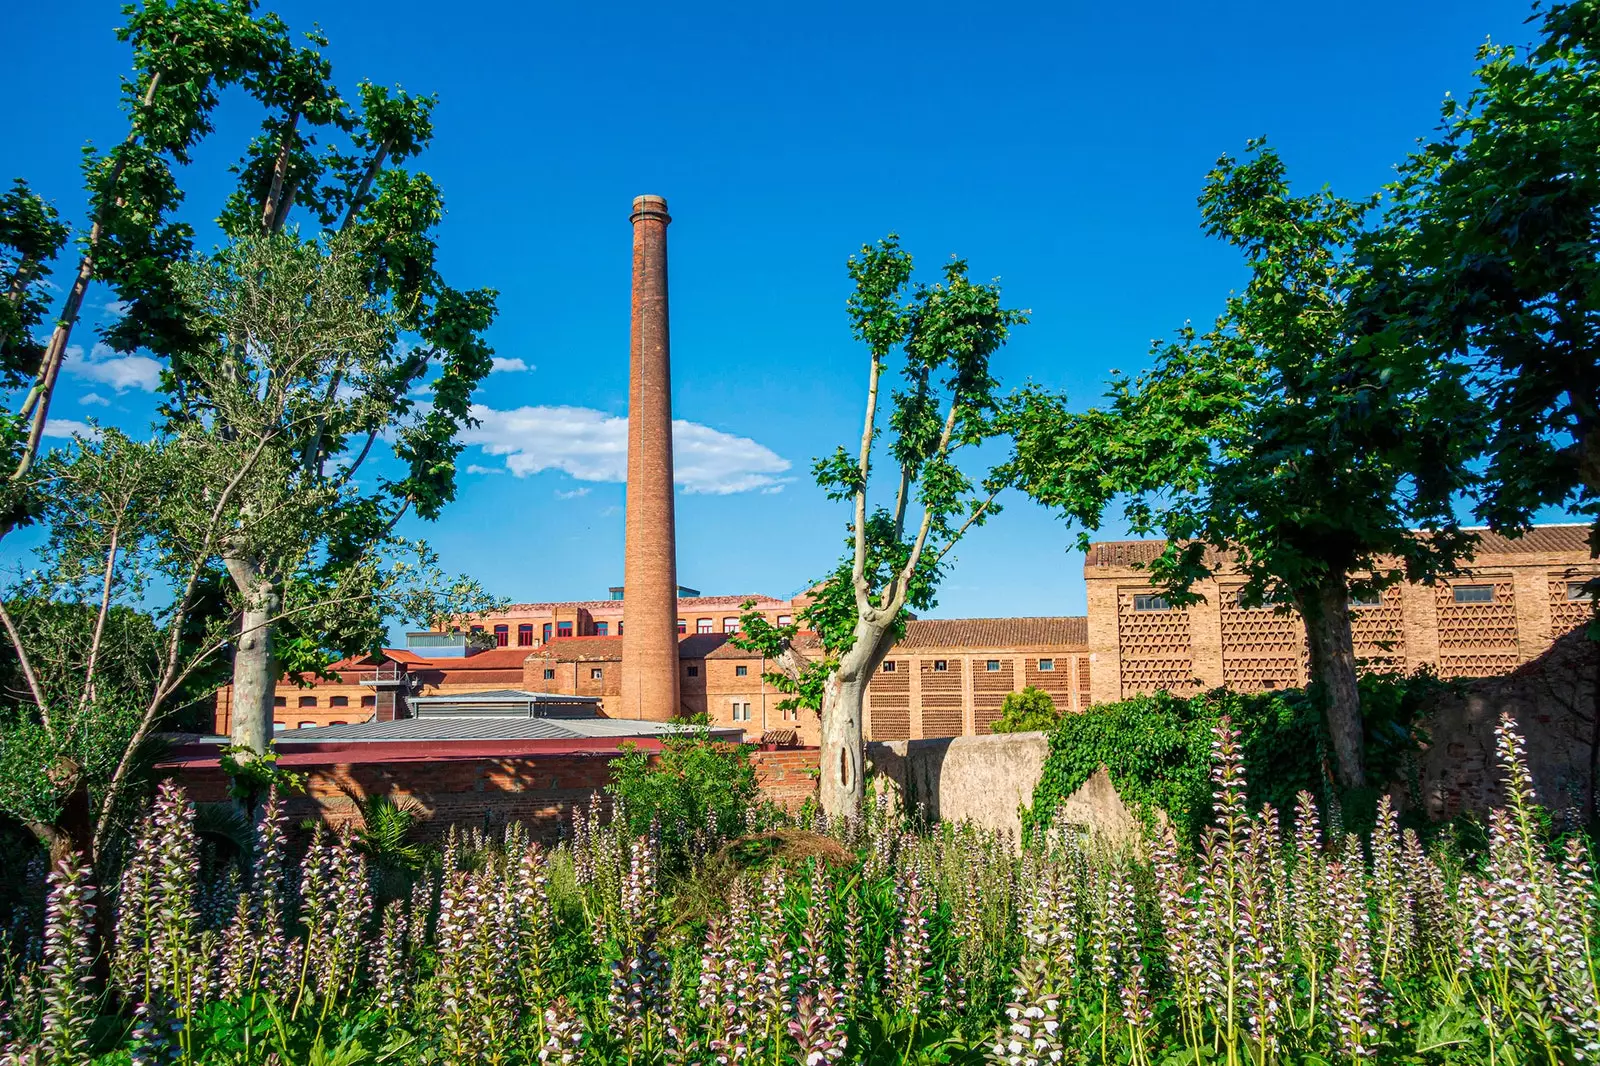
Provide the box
[619,195,680,721]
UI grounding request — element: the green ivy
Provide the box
[1022,672,1442,849]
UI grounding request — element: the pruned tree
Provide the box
[734,236,1026,816]
[1004,143,1480,789]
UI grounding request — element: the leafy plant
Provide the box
[606,717,759,869]
[988,686,1061,734]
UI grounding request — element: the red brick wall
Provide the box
[169,745,820,837]
[750,748,820,810]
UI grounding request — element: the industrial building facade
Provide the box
[212,523,1596,746]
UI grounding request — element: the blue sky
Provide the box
[0,0,1541,621]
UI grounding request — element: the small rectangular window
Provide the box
[1038,658,1054,671]
[590,668,603,680]
[986,660,1001,672]
[543,668,555,680]
[470,625,484,634]
[329,695,348,708]
[687,665,700,677]
[273,721,285,731]
[556,621,573,637]
[735,665,748,677]
[1349,591,1381,607]
[933,660,948,672]
[361,695,375,707]
[594,621,608,636]
[723,617,740,633]
[1133,594,1171,612]
[542,623,553,642]
[677,619,687,634]
[1453,585,1495,604]
[881,661,897,673]
[297,721,315,729]
[777,615,792,626]
[1568,581,1595,602]
[273,696,287,708]
[697,619,713,634]
[299,696,317,708]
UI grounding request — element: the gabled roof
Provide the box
[893,617,1089,650]
[1086,523,1594,570]
[527,636,624,660]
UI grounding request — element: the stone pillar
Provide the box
[619,195,681,722]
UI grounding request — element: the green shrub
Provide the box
[1023,671,1437,848]
[989,685,1062,733]
[607,716,758,867]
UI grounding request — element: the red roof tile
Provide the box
[1087,523,1593,570]
[893,617,1089,650]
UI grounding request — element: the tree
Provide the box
[1376,1,1600,545]
[1004,144,1479,789]
[991,686,1062,734]
[3,0,284,493]
[0,427,263,862]
[734,236,1027,816]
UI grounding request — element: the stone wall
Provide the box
[865,732,1051,842]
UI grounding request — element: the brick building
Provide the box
[1082,524,1599,704]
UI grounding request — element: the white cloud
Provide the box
[64,342,161,393]
[103,300,130,317]
[465,464,504,475]
[79,392,111,407]
[490,357,533,373]
[43,418,98,440]
[461,404,791,495]
[555,487,590,499]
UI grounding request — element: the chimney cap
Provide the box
[630,194,671,223]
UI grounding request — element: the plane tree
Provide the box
[1003,143,1480,789]
[735,236,1027,816]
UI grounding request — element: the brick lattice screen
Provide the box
[1436,578,1520,678]
[1117,593,1194,696]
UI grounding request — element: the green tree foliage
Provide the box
[1376,1,1600,545]
[606,719,759,869]
[1023,672,1441,848]
[733,236,1027,816]
[1005,143,1479,788]
[989,685,1061,734]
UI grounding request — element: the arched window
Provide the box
[517,624,534,646]
[493,624,509,647]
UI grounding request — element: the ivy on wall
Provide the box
[1022,672,1445,848]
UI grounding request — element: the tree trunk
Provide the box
[817,621,893,817]
[1301,580,1366,789]
[818,671,869,817]
[225,551,282,756]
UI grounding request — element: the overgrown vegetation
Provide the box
[1024,671,1446,848]
[3,713,1595,1064]
[605,718,762,870]
[989,686,1062,734]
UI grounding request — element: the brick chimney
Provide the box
[619,195,681,721]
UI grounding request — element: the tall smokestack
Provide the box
[620,194,680,721]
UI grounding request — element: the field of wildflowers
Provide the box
[0,712,1595,1065]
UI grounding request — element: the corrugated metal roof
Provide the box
[275,717,736,743]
